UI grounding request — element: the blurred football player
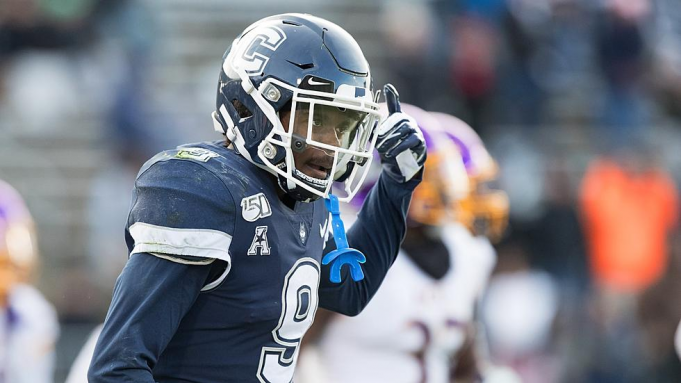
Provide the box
[296,106,511,383]
[0,179,59,383]
[88,13,427,383]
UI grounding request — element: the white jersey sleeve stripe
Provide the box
[130,222,232,263]
[150,253,216,266]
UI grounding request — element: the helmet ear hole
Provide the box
[231,99,253,119]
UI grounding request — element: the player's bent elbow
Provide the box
[341,306,363,317]
[87,366,100,383]
[334,300,367,317]
[87,358,113,383]
[321,286,373,316]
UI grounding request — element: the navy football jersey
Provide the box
[89,141,420,383]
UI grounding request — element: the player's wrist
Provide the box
[375,85,427,184]
[379,166,424,190]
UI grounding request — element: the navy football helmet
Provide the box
[212,13,381,202]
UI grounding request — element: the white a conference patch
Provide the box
[248,226,271,256]
[241,193,272,222]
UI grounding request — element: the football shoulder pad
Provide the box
[126,144,241,264]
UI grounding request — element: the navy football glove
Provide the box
[376,84,427,183]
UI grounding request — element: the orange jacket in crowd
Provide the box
[579,159,679,293]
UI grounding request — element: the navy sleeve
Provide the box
[88,253,213,382]
[318,170,422,316]
[126,157,236,264]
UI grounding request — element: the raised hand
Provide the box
[375,84,427,183]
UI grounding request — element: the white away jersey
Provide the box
[0,284,59,383]
[309,223,496,383]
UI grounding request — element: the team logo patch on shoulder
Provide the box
[241,193,272,222]
[175,147,219,162]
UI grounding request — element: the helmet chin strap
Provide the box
[216,105,238,143]
[286,178,296,191]
[211,111,226,134]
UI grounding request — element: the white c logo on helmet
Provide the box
[232,26,287,76]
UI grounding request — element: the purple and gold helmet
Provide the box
[399,104,469,226]
[0,180,38,284]
[349,104,468,226]
[430,112,509,241]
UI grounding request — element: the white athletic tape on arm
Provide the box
[396,150,422,182]
[130,222,232,263]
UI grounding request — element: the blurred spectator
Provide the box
[0,0,98,117]
[596,0,652,141]
[449,15,500,132]
[636,234,681,381]
[495,0,544,126]
[579,151,677,293]
[579,148,679,382]
[481,241,561,383]
[525,155,592,381]
[499,0,596,126]
[0,179,59,383]
[528,156,589,296]
[444,0,507,132]
[650,0,681,120]
[3,52,84,133]
[0,0,95,57]
[489,132,545,222]
[379,2,441,108]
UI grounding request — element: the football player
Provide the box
[0,179,59,383]
[296,106,510,383]
[88,13,427,383]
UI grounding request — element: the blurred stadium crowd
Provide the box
[1,0,681,381]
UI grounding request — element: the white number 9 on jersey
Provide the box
[257,258,320,383]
